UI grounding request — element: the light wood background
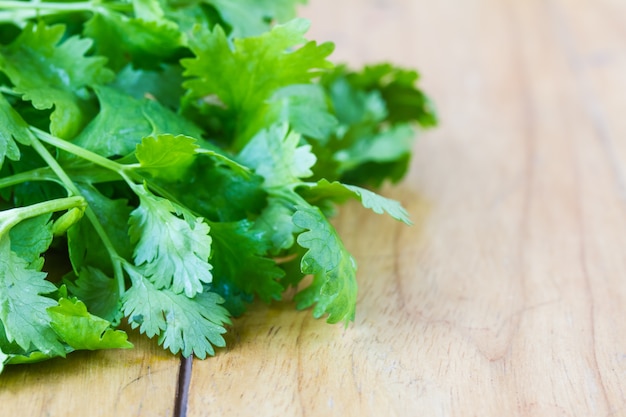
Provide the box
[3,0,626,416]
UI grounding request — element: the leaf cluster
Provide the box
[0,0,436,370]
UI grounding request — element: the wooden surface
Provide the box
[3,0,626,416]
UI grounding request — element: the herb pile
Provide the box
[0,0,436,370]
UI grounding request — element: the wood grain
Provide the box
[4,1,626,416]
[0,328,181,416]
[186,0,626,416]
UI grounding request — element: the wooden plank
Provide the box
[0,329,181,416]
[3,1,626,416]
[185,0,626,416]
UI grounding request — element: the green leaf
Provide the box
[143,98,206,138]
[333,123,416,171]
[0,349,7,373]
[135,133,250,180]
[9,213,53,266]
[0,22,114,138]
[210,220,285,303]
[182,18,334,148]
[111,64,185,110]
[128,184,213,297]
[0,320,22,358]
[84,10,184,71]
[172,160,266,223]
[311,63,437,187]
[4,350,70,366]
[209,281,254,318]
[71,86,151,157]
[298,179,411,224]
[122,264,230,358]
[0,317,71,365]
[0,93,30,169]
[292,204,357,324]
[252,196,301,254]
[0,234,65,356]
[132,0,166,21]
[67,184,133,275]
[206,0,307,37]
[136,134,198,180]
[328,77,387,126]
[267,84,338,142]
[333,63,438,127]
[238,124,316,188]
[48,298,132,350]
[64,267,122,324]
[72,86,205,158]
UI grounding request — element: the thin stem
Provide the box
[0,167,59,190]
[28,131,81,198]
[0,8,77,23]
[28,130,127,295]
[0,86,19,97]
[0,0,94,11]
[0,0,131,12]
[0,195,85,236]
[31,127,130,176]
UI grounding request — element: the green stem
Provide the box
[0,86,19,97]
[0,195,85,236]
[28,130,126,295]
[0,1,93,11]
[0,167,59,190]
[0,0,131,12]
[28,131,81,197]
[0,8,76,23]
[31,127,131,176]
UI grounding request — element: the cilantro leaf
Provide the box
[266,84,338,142]
[0,349,7,373]
[0,22,114,138]
[72,86,204,158]
[209,281,254,318]
[210,220,285,303]
[70,86,151,158]
[238,124,316,188]
[171,159,266,223]
[136,134,198,180]
[135,134,250,181]
[8,213,53,266]
[111,64,185,110]
[84,10,184,71]
[206,0,307,37]
[332,123,416,172]
[128,184,213,297]
[143,98,206,138]
[330,63,438,127]
[292,204,357,324]
[0,319,70,367]
[122,264,230,358]
[0,234,65,356]
[182,18,334,148]
[311,63,437,187]
[252,196,302,255]
[64,267,122,324]
[0,93,30,169]
[298,179,412,224]
[67,184,133,276]
[48,298,132,350]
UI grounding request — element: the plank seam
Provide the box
[173,356,193,417]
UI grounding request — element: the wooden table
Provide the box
[3,0,626,415]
